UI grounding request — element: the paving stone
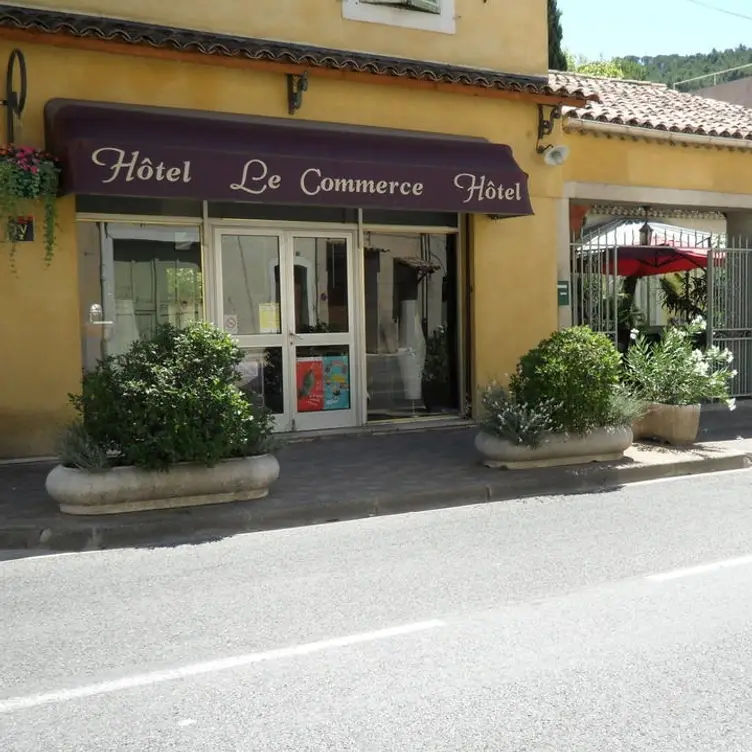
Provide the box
[0,426,750,553]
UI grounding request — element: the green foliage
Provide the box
[510,326,622,434]
[623,318,737,407]
[479,383,557,449]
[69,322,275,471]
[548,0,567,70]
[423,326,449,384]
[56,420,110,471]
[622,45,752,90]
[565,52,628,78]
[0,145,60,268]
[658,272,707,321]
[604,385,647,427]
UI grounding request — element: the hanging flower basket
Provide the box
[0,145,61,267]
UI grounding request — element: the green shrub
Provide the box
[605,385,647,427]
[69,322,275,471]
[624,317,737,408]
[510,326,621,434]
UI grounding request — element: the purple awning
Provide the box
[44,99,533,217]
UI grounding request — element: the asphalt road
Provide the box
[2,470,752,751]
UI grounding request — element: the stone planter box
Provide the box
[632,403,701,446]
[46,454,280,515]
[475,426,633,470]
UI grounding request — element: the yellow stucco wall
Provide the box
[16,0,549,76]
[0,195,80,457]
[563,131,752,194]
[0,40,559,456]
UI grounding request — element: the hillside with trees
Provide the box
[547,0,752,89]
[619,46,752,90]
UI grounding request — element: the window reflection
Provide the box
[221,235,282,336]
[106,224,203,357]
[364,232,458,421]
[292,237,349,334]
[237,347,285,415]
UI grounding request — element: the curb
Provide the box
[1,452,750,554]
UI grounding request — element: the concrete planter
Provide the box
[632,403,701,446]
[46,454,280,515]
[475,425,633,470]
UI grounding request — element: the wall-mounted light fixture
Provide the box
[638,205,653,245]
[536,103,570,166]
[287,72,309,116]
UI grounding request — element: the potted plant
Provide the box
[0,145,60,266]
[422,325,451,412]
[475,326,640,469]
[624,316,736,445]
[46,322,280,515]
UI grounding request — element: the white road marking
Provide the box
[646,553,752,582]
[0,620,444,714]
[178,719,197,727]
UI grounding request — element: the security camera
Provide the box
[539,144,570,166]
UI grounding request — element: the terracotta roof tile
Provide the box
[0,4,591,101]
[551,70,752,141]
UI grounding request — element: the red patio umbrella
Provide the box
[605,244,709,277]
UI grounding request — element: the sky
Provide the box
[559,0,752,59]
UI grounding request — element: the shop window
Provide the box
[364,231,459,421]
[78,222,203,370]
[343,0,455,34]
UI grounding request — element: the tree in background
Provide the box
[622,45,752,90]
[565,53,647,80]
[548,0,567,70]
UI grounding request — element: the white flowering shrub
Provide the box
[623,317,737,408]
[479,384,558,449]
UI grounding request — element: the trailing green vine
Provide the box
[0,145,60,270]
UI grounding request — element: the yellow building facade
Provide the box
[1,1,751,458]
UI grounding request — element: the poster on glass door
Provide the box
[296,357,324,412]
[323,355,350,411]
[296,355,350,412]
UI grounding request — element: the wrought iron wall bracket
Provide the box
[536,103,561,153]
[0,48,26,144]
[287,72,308,116]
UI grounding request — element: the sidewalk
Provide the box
[1,426,751,553]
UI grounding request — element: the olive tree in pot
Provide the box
[46,322,279,515]
[624,317,737,445]
[475,326,642,469]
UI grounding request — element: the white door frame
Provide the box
[212,225,361,432]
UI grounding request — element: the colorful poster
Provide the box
[296,357,324,412]
[323,355,350,411]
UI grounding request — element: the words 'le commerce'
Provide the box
[90,149,523,204]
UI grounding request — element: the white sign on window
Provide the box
[223,314,239,335]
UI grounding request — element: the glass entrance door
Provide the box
[215,228,358,432]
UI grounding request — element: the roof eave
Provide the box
[564,115,752,151]
[0,3,593,105]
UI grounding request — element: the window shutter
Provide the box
[362,0,442,14]
[406,0,442,13]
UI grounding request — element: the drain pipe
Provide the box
[564,117,752,151]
